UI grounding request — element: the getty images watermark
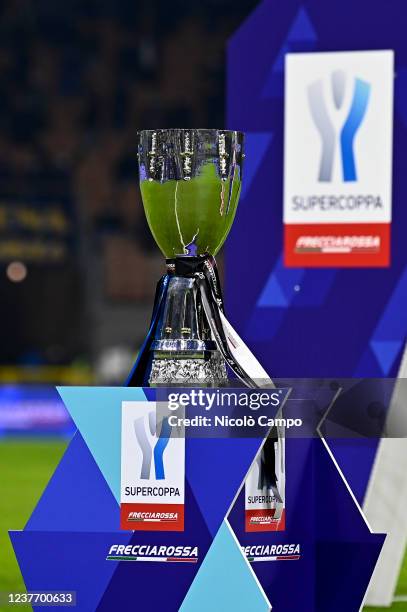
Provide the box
[164,389,302,430]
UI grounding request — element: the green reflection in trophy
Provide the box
[139,129,243,257]
[133,129,244,386]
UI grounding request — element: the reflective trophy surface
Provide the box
[129,128,248,387]
[128,128,276,390]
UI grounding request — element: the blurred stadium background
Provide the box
[0,0,405,610]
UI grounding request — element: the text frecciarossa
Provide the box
[243,544,300,557]
[107,544,198,558]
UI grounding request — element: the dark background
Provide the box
[0,0,257,382]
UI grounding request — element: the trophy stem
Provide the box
[148,274,228,386]
[127,253,268,388]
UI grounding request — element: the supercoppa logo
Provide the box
[308,70,371,182]
[133,412,171,480]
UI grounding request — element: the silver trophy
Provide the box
[128,128,261,387]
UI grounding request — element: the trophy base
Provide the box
[149,352,228,386]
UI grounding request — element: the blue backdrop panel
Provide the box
[226,0,407,505]
[180,522,269,612]
[227,0,407,379]
[10,531,133,612]
[26,432,119,533]
[228,437,385,610]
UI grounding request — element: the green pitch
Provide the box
[0,438,407,611]
[365,547,407,611]
[0,438,67,611]
[366,604,407,611]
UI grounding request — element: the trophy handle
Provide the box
[126,274,170,386]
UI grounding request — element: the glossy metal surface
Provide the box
[138,129,244,257]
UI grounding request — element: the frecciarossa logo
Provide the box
[243,543,300,562]
[106,544,199,563]
[127,510,179,523]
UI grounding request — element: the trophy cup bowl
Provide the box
[138,129,243,257]
[134,129,244,386]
